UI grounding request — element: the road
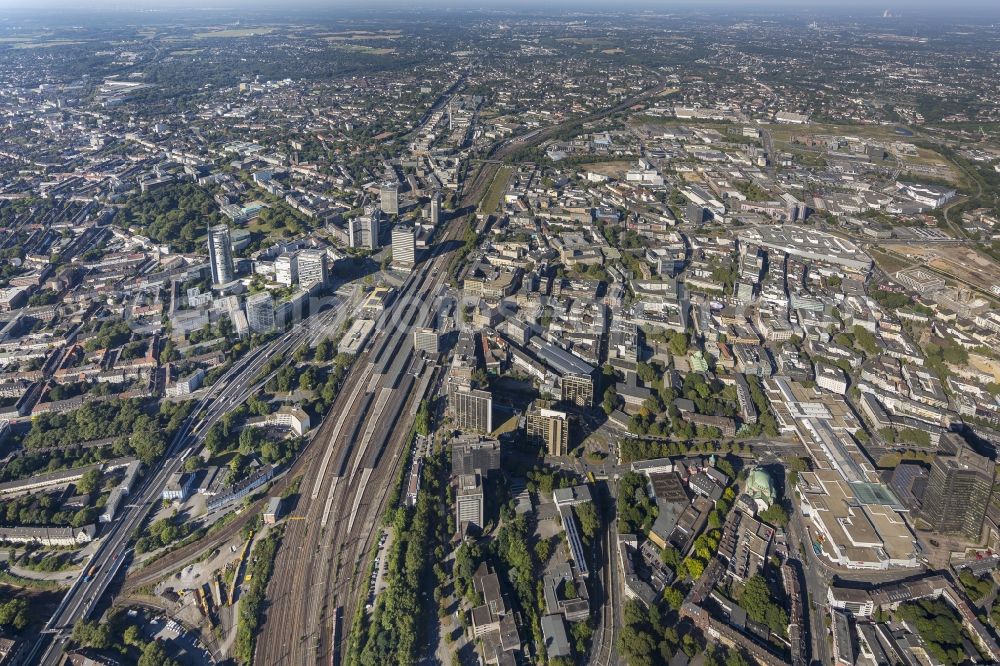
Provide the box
[786,508,831,666]
[591,479,620,666]
[27,298,348,666]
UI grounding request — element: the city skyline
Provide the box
[0,6,997,666]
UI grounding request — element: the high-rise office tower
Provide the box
[349,211,380,250]
[208,224,235,286]
[245,292,275,333]
[526,400,570,456]
[413,327,439,354]
[430,190,441,226]
[919,433,994,541]
[296,249,328,287]
[391,225,416,270]
[380,181,399,216]
[450,383,493,434]
[274,252,298,286]
[560,374,594,407]
[455,473,484,531]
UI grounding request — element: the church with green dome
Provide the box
[744,467,776,513]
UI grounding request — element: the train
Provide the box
[330,606,342,666]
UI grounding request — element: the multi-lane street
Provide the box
[27,297,349,666]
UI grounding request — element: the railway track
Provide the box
[190,80,659,663]
[592,515,620,666]
[255,177,474,666]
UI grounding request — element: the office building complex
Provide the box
[208,224,235,286]
[561,374,594,408]
[349,210,381,250]
[392,225,416,270]
[456,473,485,531]
[296,249,328,287]
[380,181,399,215]
[245,292,275,333]
[452,436,501,477]
[919,433,994,541]
[450,383,493,434]
[430,190,441,226]
[413,327,439,354]
[526,400,570,456]
[274,252,298,286]
[532,340,596,407]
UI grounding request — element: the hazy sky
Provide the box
[0,0,998,10]
[0,0,997,22]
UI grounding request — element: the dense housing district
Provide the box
[0,6,998,666]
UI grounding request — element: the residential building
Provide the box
[413,327,439,354]
[275,252,298,286]
[166,368,205,397]
[0,524,96,547]
[349,212,380,250]
[430,190,441,225]
[272,405,312,436]
[264,497,283,525]
[540,615,572,661]
[560,373,594,407]
[816,363,849,395]
[452,435,501,477]
[163,472,193,501]
[526,400,570,456]
[469,562,520,658]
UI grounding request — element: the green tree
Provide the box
[759,504,789,528]
[315,338,333,363]
[131,429,167,465]
[71,619,112,649]
[575,502,600,541]
[76,468,101,495]
[238,428,259,456]
[662,586,684,611]
[741,574,788,636]
[414,400,431,437]
[138,639,180,666]
[0,598,29,630]
[668,331,689,356]
[123,624,143,647]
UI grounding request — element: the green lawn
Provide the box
[479,166,512,214]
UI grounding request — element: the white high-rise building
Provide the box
[455,473,484,531]
[429,190,441,226]
[380,181,399,215]
[274,252,298,286]
[208,224,235,286]
[297,249,328,287]
[391,225,416,270]
[245,292,275,333]
[413,328,439,354]
[349,211,380,250]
